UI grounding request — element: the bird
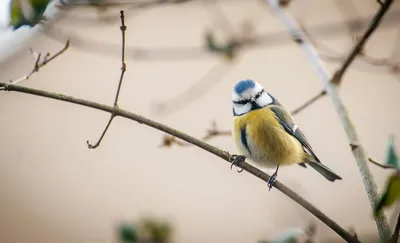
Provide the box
[231,79,342,189]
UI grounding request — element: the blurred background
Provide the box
[0,0,399,242]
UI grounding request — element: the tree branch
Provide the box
[266,0,393,240]
[160,120,231,147]
[289,0,394,115]
[0,82,357,242]
[9,40,70,85]
[290,90,326,116]
[331,0,393,85]
[86,10,127,149]
[369,157,397,170]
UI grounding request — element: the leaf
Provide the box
[385,135,399,168]
[9,0,51,30]
[118,222,138,243]
[139,218,172,243]
[204,30,219,52]
[374,172,400,217]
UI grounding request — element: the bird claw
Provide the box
[229,154,245,173]
[267,173,278,191]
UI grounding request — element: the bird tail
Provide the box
[306,160,342,182]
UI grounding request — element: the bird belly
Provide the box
[233,108,304,168]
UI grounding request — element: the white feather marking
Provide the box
[292,124,299,134]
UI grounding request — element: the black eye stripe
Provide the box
[233,99,249,105]
[233,89,265,105]
[254,89,264,99]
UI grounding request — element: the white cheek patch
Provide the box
[256,93,273,107]
[233,103,251,116]
[232,92,241,102]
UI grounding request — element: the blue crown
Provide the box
[234,79,255,94]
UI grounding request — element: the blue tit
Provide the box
[231,79,342,189]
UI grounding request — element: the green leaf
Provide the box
[139,218,172,243]
[9,0,51,30]
[385,135,399,168]
[374,172,400,217]
[118,223,138,243]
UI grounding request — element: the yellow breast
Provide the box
[233,108,304,167]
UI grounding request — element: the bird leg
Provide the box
[267,165,280,190]
[229,154,245,173]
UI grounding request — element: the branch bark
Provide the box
[86,10,127,149]
[0,82,358,242]
[289,0,394,116]
[267,0,393,241]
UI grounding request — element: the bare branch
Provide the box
[291,0,398,116]
[10,40,70,85]
[369,157,397,170]
[290,90,326,116]
[151,62,232,117]
[0,81,359,243]
[202,0,236,36]
[86,10,127,149]
[267,0,394,240]
[331,0,393,85]
[160,120,231,147]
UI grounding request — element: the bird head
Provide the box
[232,79,273,116]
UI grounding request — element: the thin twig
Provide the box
[0,82,358,243]
[152,62,232,117]
[331,0,393,85]
[290,2,399,116]
[160,120,231,147]
[290,90,326,115]
[267,0,393,240]
[369,157,397,170]
[10,40,70,85]
[86,10,127,149]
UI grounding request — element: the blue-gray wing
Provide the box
[268,103,321,163]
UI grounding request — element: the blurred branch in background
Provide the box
[290,14,400,116]
[44,0,400,118]
[151,62,232,117]
[266,0,394,241]
[334,0,363,41]
[42,3,400,62]
[7,39,70,85]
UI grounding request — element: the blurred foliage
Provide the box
[204,30,239,61]
[118,217,173,243]
[374,135,400,217]
[9,0,52,30]
[385,135,399,168]
[119,222,139,243]
[258,223,316,243]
